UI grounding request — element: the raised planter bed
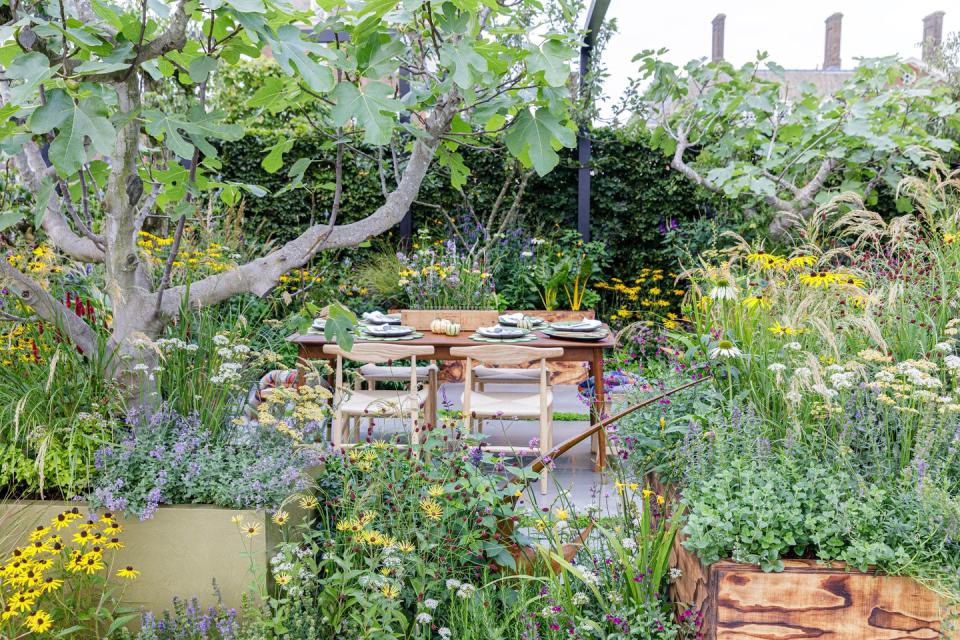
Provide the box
[1,500,299,615]
[650,470,957,639]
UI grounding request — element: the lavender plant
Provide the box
[88,406,322,519]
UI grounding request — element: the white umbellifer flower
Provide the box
[438,628,452,640]
[424,598,439,610]
[133,363,149,372]
[946,355,960,371]
[213,334,230,346]
[531,238,545,245]
[217,347,234,358]
[669,567,683,580]
[709,285,738,301]
[416,613,433,624]
[829,372,856,390]
[185,343,199,352]
[936,342,953,353]
[783,341,802,351]
[768,363,786,372]
[606,591,624,604]
[709,339,742,360]
[521,251,533,258]
[621,538,637,550]
[572,592,590,606]
[785,390,802,404]
[580,571,601,587]
[445,579,461,590]
[794,367,811,378]
[825,364,845,373]
[455,583,475,599]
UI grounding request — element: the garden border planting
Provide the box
[0,501,292,613]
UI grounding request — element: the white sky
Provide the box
[592,0,958,119]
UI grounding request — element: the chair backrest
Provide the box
[323,343,435,363]
[452,346,563,419]
[449,345,564,366]
[323,343,435,397]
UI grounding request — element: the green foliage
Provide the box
[636,52,959,220]
[219,127,725,277]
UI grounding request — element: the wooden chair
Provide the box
[450,345,564,494]
[323,344,436,449]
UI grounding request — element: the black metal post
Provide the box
[577,0,611,242]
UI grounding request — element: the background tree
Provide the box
[0,0,581,402]
[633,53,959,235]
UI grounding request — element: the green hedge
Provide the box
[218,127,728,274]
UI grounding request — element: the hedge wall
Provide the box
[217,127,724,274]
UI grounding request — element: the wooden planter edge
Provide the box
[650,477,958,639]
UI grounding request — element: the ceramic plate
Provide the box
[542,328,609,342]
[549,319,602,332]
[361,312,402,325]
[362,324,415,337]
[498,314,546,327]
[476,325,528,339]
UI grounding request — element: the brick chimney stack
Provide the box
[711,14,726,62]
[823,12,843,70]
[922,11,945,62]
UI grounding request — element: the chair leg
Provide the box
[410,410,420,454]
[539,410,550,495]
[477,382,484,434]
[332,412,344,449]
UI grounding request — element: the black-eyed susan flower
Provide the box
[243,522,262,538]
[554,508,568,521]
[427,484,444,498]
[274,572,291,586]
[271,511,289,526]
[742,294,771,310]
[117,566,140,580]
[25,608,53,633]
[39,576,63,594]
[297,495,319,510]
[81,554,105,575]
[28,526,50,542]
[799,271,838,288]
[10,591,36,613]
[104,537,123,550]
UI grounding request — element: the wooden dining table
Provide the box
[287,325,618,470]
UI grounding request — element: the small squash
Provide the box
[517,316,535,330]
[444,323,461,336]
[430,318,448,334]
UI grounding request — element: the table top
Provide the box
[288,324,617,355]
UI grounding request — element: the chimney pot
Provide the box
[922,11,945,62]
[711,13,726,62]
[823,12,843,70]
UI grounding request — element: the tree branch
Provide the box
[159,93,462,316]
[0,258,99,357]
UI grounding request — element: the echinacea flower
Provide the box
[709,339,742,359]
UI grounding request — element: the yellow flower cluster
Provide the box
[744,253,864,289]
[1,509,136,635]
[6,245,60,278]
[256,384,332,442]
[596,269,686,325]
[0,323,40,367]
[614,482,667,505]
[137,231,236,274]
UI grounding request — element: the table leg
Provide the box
[591,350,606,471]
